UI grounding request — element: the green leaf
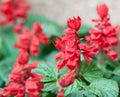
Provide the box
[70,90,96,97]
[0,76,5,87]
[0,26,17,57]
[89,78,119,97]
[113,66,120,76]
[43,82,58,92]
[80,62,103,82]
[33,60,58,83]
[0,55,16,83]
[64,80,82,96]
[41,92,56,97]
[25,14,63,37]
[111,75,120,84]
[78,24,91,38]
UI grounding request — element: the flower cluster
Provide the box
[14,22,49,56]
[55,17,99,97]
[86,4,118,61]
[0,50,44,97]
[0,0,30,25]
[55,17,98,71]
[0,21,48,96]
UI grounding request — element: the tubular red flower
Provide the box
[14,22,49,56]
[0,0,30,26]
[55,17,99,96]
[55,17,99,71]
[2,43,44,97]
[86,3,118,61]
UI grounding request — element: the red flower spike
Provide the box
[0,42,44,97]
[0,0,30,26]
[97,3,108,19]
[3,60,44,97]
[55,16,98,70]
[67,16,81,31]
[58,72,75,88]
[3,82,24,97]
[86,3,118,61]
[14,22,49,56]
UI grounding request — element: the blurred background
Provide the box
[28,0,120,25]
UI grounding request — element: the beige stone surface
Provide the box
[28,0,120,25]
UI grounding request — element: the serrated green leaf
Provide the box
[70,90,96,97]
[33,60,58,83]
[43,82,58,92]
[89,78,119,97]
[42,77,56,83]
[80,62,103,82]
[0,55,16,83]
[0,26,17,57]
[34,61,57,77]
[113,66,120,76]
[0,76,5,87]
[64,80,82,96]
[111,75,120,84]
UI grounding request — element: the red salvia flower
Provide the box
[2,51,44,97]
[86,3,118,61]
[55,17,99,96]
[67,16,81,31]
[0,0,30,26]
[14,22,49,56]
[55,17,99,71]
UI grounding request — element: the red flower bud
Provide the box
[67,16,81,31]
[97,4,108,19]
[58,72,75,88]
